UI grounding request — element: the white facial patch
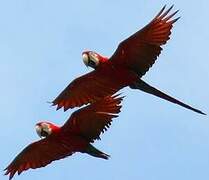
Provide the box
[35,123,52,138]
[88,52,99,67]
[41,123,52,135]
[82,53,89,66]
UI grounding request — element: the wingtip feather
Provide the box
[164,10,179,22]
[159,5,174,19]
[156,5,166,18]
[170,16,181,24]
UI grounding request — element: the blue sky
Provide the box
[1,0,209,179]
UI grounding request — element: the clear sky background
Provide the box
[1,0,209,180]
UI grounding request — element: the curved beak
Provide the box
[82,53,89,68]
[35,125,42,138]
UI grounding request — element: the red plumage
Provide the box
[52,5,205,115]
[5,95,123,179]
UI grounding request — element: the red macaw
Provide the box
[5,95,123,180]
[52,5,205,115]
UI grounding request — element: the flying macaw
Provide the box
[5,95,123,180]
[52,5,205,115]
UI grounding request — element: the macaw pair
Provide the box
[5,5,205,180]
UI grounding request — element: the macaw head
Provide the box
[35,122,60,138]
[82,51,107,69]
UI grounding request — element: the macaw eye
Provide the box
[40,130,50,137]
[82,53,89,66]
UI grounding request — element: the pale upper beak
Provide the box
[82,53,89,67]
[35,125,42,138]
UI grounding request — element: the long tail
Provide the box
[130,79,206,115]
[85,144,110,160]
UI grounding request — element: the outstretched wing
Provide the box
[4,136,74,180]
[52,70,122,111]
[110,5,180,77]
[62,95,123,142]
